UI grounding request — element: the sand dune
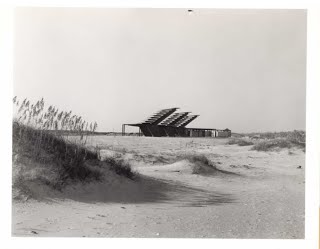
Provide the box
[12,137,305,238]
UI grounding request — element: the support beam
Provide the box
[122,124,125,136]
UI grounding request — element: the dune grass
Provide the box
[12,97,135,199]
[12,122,104,199]
[183,154,215,166]
[178,154,217,174]
[179,154,238,175]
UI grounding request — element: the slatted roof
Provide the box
[125,107,199,127]
[160,112,189,126]
[143,108,178,125]
[175,115,199,127]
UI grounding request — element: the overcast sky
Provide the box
[14,8,306,133]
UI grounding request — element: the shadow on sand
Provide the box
[52,174,235,207]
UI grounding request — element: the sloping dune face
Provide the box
[13,136,305,239]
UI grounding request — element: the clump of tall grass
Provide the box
[13,96,98,146]
[13,97,99,168]
[12,96,102,191]
[180,154,217,174]
[12,97,134,197]
[178,154,237,175]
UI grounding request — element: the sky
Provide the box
[14,8,306,133]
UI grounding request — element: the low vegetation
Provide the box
[228,131,305,152]
[249,131,305,141]
[251,131,305,152]
[251,139,292,151]
[183,154,215,167]
[12,97,135,199]
[227,138,254,146]
[179,154,217,174]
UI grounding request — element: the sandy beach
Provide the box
[12,137,305,238]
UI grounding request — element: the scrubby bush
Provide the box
[235,131,305,152]
[251,138,292,151]
[227,138,254,146]
[246,131,305,141]
[286,130,305,146]
[250,131,305,152]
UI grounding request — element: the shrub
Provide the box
[250,131,305,152]
[251,138,293,151]
[287,130,305,146]
[227,138,254,146]
[246,131,305,141]
[236,131,305,152]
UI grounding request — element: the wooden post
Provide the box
[122,124,125,136]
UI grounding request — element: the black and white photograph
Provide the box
[2,4,316,244]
